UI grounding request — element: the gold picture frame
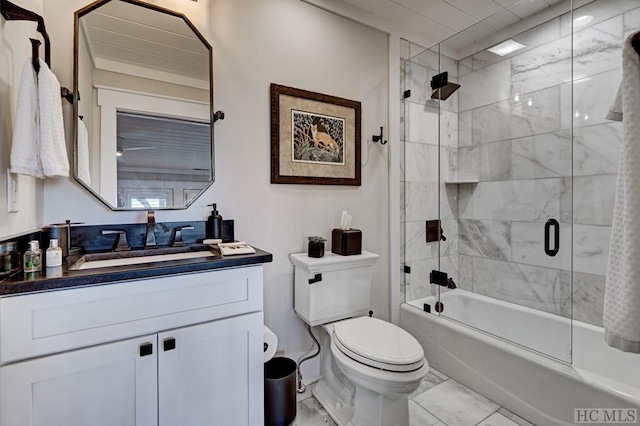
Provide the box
[270,84,361,185]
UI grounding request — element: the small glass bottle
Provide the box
[23,240,42,273]
[6,242,21,272]
[46,239,63,268]
[0,243,9,276]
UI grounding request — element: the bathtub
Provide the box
[400,289,640,426]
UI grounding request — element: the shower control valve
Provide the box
[430,270,448,287]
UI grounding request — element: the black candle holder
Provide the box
[307,236,326,258]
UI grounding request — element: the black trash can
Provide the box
[264,357,297,426]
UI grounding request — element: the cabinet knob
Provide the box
[139,343,153,357]
[163,338,176,351]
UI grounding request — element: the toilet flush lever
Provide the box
[308,274,322,284]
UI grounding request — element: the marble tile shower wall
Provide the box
[401,41,461,302]
[400,1,639,327]
[456,1,640,327]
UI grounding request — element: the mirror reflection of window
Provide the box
[116,111,210,210]
[116,111,211,182]
[130,198,168,209]
[122,188,173,209]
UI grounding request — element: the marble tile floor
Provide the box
[291,368,535,426]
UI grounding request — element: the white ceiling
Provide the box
[80,0,210,85]
[334,0,567,50]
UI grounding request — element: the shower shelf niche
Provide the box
[444,179,479,185]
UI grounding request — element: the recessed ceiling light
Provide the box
[487,39,526,57]
[574,15,593,27]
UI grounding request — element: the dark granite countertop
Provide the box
[0,245,272,296]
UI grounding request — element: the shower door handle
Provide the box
[544,219,560,257]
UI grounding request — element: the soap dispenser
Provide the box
[24,240,42,273]
[46,239,63,268]
[206,203,223,240]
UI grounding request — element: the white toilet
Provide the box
[291,251,428,426]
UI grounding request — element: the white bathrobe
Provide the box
[604,33,640,353]
[10,59,69,178]
[76,118,91,185]
[38,59,69,178]
[10,60,43,178]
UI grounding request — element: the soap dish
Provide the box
[216,242,256,256]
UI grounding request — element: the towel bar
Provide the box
[1,0,50,69]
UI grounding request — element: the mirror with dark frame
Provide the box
[73,0,213,210]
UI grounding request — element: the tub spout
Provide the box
[447,278,457,289]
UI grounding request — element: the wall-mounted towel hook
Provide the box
[372,126,387,145]
[1,0,51,67]
[213,110,225,122]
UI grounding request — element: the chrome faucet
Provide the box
[145,211,158,249]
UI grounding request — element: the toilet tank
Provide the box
[290,251,379,326]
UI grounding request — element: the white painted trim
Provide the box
[388,34,401,325]
[93,57,209,90]
[93,85,209,106]
[79,20,96,69]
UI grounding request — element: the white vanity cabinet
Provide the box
[1,333,159,426]
[158,313,261,426]
[0,265,265,426]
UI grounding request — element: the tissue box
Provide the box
[331,228,362,256]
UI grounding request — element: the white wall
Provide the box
[40,0,389,372]
[0,0,45,239]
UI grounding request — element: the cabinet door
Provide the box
[0,335,158,426]
[158,312,263,426]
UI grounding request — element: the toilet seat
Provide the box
[333,317,425,372]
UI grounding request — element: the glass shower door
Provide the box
[403,4,574,363]
[401,44,445,307]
